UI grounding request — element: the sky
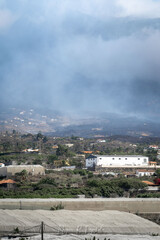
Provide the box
[0,0,160,120]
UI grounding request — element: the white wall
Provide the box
[86,157,97,167]
[0,167,7,177]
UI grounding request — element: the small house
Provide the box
[0,179,16,189]
[136,169,155,177]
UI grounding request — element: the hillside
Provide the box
[1,108,160,137]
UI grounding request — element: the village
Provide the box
[0,131,159,198]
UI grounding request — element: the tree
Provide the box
[71,135,78,140]
[154,178,160,185]
[155,169,160,178]
[47,154,58,164]
[2,142,12,152]
[15,169,28,181]
[12,130,16,135]
[16,169,28,176]
[43,136,48,143]
[56,144,68,156]
[36,132,43,141]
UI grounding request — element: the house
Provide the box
[82,151,93,154]
[22,148,39,153]
[142,180,156,185]
[149,145,159,150]
[52,145,58,149]
[123,172,136,178]
[136,169,155,177]
[149,161,157,166]
[64,144,74,148]
[0,179,16,189]
[142,180,159,191]
[96,139,106,143]
[101,171,117,177]
[86,155,149,168]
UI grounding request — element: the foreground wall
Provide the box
[0,198,160,213]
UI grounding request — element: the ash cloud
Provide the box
[0,0,160,121]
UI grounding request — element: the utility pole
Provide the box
[41,221,44,240]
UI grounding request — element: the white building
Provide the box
[86,155,149,168]
[136,169,155,177]
[149,145,159,150]
[96,139,106,143]
[0,163,5,168]
[64,144,74,148]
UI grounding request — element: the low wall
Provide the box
[95,166,160,173]
[0,198,160,213]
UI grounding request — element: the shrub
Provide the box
[13,227,19,234]
[50,203,64,210]
[37,177,57,186]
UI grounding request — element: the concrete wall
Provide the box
[0,165,45,177]
[95,166,160,173]
[0,198,160,213]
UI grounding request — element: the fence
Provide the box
[1,222,111,239]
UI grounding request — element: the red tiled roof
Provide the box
[142,181,156,186]
[0,179,16,184]
[82,151,93,154]
[137,169,155,172]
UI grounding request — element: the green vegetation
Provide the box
[0,132,159,166]
[137,192,160,198]
[0,132,160,199]
[155,169,160,178]
[0,172,148,198]
[151,233,159,236]
[50,203,64,210]
[13,227,20,234]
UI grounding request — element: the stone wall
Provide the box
[0,165,45,177]
[95,166,159,174]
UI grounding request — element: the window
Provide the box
[125,158,127,160]
[119,158,121,160]
[112,158,115,160]
[138,158,140,160]
[144,159,147,163]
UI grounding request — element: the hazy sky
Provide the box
[0,0,160,120]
